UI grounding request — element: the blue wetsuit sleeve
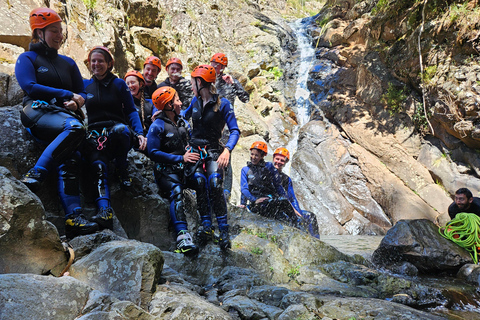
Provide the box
[222,99,240,151]
[147,121,184,164]
[15,52,78,101]
[286,177,301,212]
[117,79,143,135]
[180,97,195,120]
[266,162,287,198]
[240,166,257,203]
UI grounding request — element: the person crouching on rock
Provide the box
[147,87,200,255]
[83,46,147,230]
[181,65,241,251]
[16,7,98,238]
[124,70,154,135]
[240,142,299,227]
[272,147,319,238]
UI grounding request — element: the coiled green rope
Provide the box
[439,213,480,264]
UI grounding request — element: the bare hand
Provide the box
[222,74,234,84]
[63,100,77,111]
[137,135,147,151]
[216,148,230,169]
[183,150,200,163]
[238,204,246,208]
[255,197,269,204]
[294,209,302,217]
[71,93,85,107]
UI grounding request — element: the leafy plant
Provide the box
[288,266,300,279]
[267,67,283,81]
[412,103,431,134]
[270,235,278,243]
[381,83,406,115]
[83,0,97,11]
[372,0,390,15]
[257,232,267,239]
[251,247,263,255]
[422,65,437,85]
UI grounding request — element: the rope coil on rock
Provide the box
[439,212,480,264]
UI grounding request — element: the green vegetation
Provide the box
[251,247,263,255]
[287,266,300,279]
[421,65,437,85]
[83,0,97,11]
[247,50,256,58]
[270,235,278,243]
[267,66,283,80]
[412,104,431,134]
[381,83,407,115]
[257,232,267,239]
[371,0,389,15]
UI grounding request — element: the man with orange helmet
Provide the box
[142,56,162,98]
[272,147,319,238]
[211,53,250,201]
[147,86,200,255]
[157,57,193,110]
[240,142,299,227]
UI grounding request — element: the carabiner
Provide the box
[97,135,107,150]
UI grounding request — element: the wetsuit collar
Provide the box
[94,72,115,87]
[29,41,58,59]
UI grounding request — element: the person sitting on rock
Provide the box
[142,56,162,99]
[16,7,98,238]
[181,64,241,251]
[147,86,200,255]
[210,53,250,201]
[448,188,480,219]
[124,70,154,135]
[157,57,193,111]
[83,46,147,230]
[272,147,319,238]
[240,142,298,227]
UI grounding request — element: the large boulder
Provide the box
[69,240,164,308]
[0,166,68,275]
[372,219,473,273]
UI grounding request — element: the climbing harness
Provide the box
[184,146,208,176]
[439,212,480,264]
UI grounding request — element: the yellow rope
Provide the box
[439,212,480,264]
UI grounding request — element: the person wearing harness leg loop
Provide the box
[272,147,320,238]
[181,65,240,251]
[84,46,147,230]
[16,7,98,238]
[147,86,200,255]
[240,142,299,227]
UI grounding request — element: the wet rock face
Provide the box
[372,219,473,273]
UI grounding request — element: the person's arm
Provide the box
[266,162,287,198]
[180,96,196,120]
[147,121,184,164]
[222,99,240,151]
[15,52,76,101]
[286,176,301,213]
[232,78,250,103]
[240,166,257,203]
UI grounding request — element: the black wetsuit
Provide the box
[157,77,193,111]
[448,197,480,219]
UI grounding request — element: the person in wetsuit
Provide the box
[240,142,298,227]
[181,65,240,250]
[16,7,98,238]
[272,147,319,238]
[147,86,200,255]
[142,56,162,99]
[157,57,193,111]
[124,70,154,135]
[83,46,147,230]
[210,53,250,201]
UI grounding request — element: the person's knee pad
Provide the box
[58,156,80,196]
[109,123,128,136]
[208,173,223,193]
[193,172,207,191]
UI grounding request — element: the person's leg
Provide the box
[22,111,85,191]
[58,152,99,238]
[108,123,135,189]
[205,158,230,250]
[190,167,215,245]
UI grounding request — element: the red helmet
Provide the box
[152,86,177,110]
[250,141,268,154]
[30,8,62,31]
[274,147,290,161]
[144,56,162,72]
[166,57,183,69]
[124,70,145,84]
[191,65,216,83]
[87,46,114,64]
[210,53,228,66]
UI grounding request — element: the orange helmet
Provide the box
[250,141,268,154]
[124,70,145,84]
[152,86,177,110]
[144,56,162,71]
[191,65,216,83]
[210,53,228,66]
[87,46,114,64]
[29,7,62,31]
[166,57,183,69]
[274,147,290,161]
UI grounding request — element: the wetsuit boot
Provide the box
[65,208,99,239]
[217,215,231,250]
[175,230,198,255]
[91,207,114,230]
[196,216,215,246]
